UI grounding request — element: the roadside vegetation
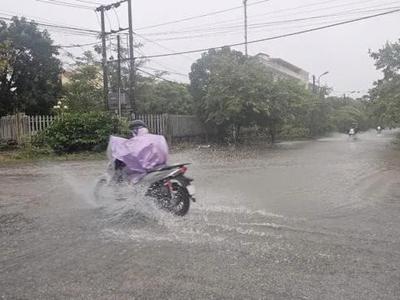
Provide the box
[1,17,400,159]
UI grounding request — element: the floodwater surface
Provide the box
[1,130,400,299]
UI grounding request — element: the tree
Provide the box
[369,39,400,127]
[0,17,62,116]
[135,76,193,114]
[328,97,367,132]
[190,47,270,141]
[62,51,104,113]
[259,78,313,142]
[189,48,318,142]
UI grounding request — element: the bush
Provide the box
[43,112,129,153]
[279,125,310,139]
[0,139,18,151]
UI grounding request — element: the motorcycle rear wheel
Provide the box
[165,185,190,216]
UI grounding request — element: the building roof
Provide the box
[256,53,306,74]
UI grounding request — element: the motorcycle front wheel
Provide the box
[94,177,107,201]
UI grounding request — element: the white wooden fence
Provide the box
[133,113,168,136]
[0,113,57,142]
[133,114,205,141]
[1,113,205,143]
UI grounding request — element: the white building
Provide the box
[256,53,309,86]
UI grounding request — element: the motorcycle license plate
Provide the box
[187,184,196,196]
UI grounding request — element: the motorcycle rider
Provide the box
[348,127,355,136]
[107,120,169,183]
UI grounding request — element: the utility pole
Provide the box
[97,6,109,110]
[96,0,131,114]
[312,75,316,93]
[117,35,122,116]
[243,0,248,56]
[127,0,136,113]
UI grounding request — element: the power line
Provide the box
[136,67,176,83]
[56,41,100,48]
[69,0,103,5]
[141,65,188,77]
[104,10,113,31]
[112,7,121,28]
[134,32,194,62]
[139,0,397,37]
[35,0,96,10]
[139,0,346,35]
[132,8,400,60]
[0,16,100,36]
[135,0,271,31]
[0,9,91,29]
[136,0,378,35]
[94,10,102,27]
[214,0,383,27]
[145,5,400,41]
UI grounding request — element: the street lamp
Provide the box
[317,71,329,86]
[312,71,329,93]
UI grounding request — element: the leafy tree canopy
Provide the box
[369,39,400,127]
[189,47,319,141]
[62,51,104,113]
[135,76,193,115]
[0,17,62,116]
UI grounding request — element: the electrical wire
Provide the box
[134,32,194,62]
[200,0,385,29]
[35,0,96,10]
[139,0,398,37]
[104,10,113,32]
[146,5,400,41]
[0,9,89,29]
[141,66,187,77]
[130,8,400,60]
[56,41,101,48]
[112,7,121,29]
[136,67,176,83]
[142,0,346,35]
[69,0,103,5]
[94,10,102,27]
[0,16,100,36]
[135,0,271,31]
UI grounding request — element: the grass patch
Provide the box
[0,147,106,164]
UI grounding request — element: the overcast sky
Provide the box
[2,0,400,96]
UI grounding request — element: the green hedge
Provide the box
[42,112,129,153]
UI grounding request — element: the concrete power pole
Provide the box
[243,0,248,56]
[312,75,316,93]
[96,0,133,114]
[97,7,109,110]
[117,35,122,116]
[127,0,136,113]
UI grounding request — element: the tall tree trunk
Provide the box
[232,124,241,144]
[270,126,276,144]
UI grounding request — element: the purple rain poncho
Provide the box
[107,128,169,183]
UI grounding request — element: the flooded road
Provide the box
[1,131,400,299]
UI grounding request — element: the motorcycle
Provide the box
[348,128,356,139]
[94,160,196,216]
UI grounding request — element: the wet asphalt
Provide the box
[1,130,400,299]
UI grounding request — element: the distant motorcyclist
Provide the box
[107,120,169,183]
[376,126,382,134]
[348,128,355,136]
